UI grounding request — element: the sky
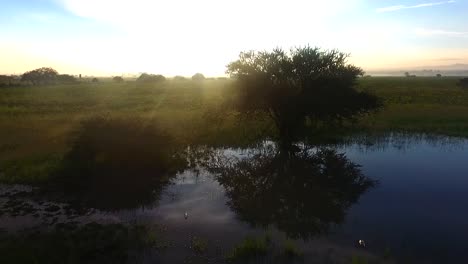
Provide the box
[0,0,467,76]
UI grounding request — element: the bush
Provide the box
[92,78,99,83]
[0,75,13,87]
[137,73,166,83]
[173,75,186,81]
[57,74,77,84]
[113,76,124,83]
[192,73,205,81]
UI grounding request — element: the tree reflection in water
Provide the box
[51,117,188,211]
[207,143,376,239]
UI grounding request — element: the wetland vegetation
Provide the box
[2,48,468,263]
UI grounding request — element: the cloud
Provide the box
[415,28,468,37]
[376,0,455,13]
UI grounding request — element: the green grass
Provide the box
[0,223,165,264]
[0,154,62,183]
[1,77,468,184]
[351,255,369,264]
[357,76,468,136]
[282,239,303,259]
[190,236,208,254]
[226,235,304,262]
[226,236,269,261]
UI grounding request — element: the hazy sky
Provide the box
[1,0,467,76]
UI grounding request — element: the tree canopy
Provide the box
[113,76,124,83]
[21,67,58,85]
[192,73,205,81]
[57,74,77,84]
[0,75,14,87]
[137,73,166,83]
[226,46,382,142]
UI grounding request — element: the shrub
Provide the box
[0,75,13,87]
[57,74,77,84]
[192,73,205,81]
[113,76,124,83]
[137,73,166,83]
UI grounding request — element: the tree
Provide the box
[173,75,186,81]
[21,67,58,85]
[226,47,382,143]
[436,74,442,78]
[113,76,124,83]
[92,78,99,83]
[0,75,13,87]
[57,74,77,84]
[192,73,205,81]
[137,73,166,83]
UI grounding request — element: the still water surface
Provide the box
[2,134,468,263]
[152,135,468,262]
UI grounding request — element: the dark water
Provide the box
[126,134,468,263]
[335,135,468,262]
[2,134,468,263]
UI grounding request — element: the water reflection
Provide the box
[205,144,376,239]
[50,117,188,211]
[3,132,468,262]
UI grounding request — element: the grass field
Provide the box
[1,76,467,183]
[358,77,468,136]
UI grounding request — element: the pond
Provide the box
[1,134,468,263]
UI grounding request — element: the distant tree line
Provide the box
[404,72,416,78]
[0,67,82,87]
[0,75,20,87]
[0,67,220,88]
